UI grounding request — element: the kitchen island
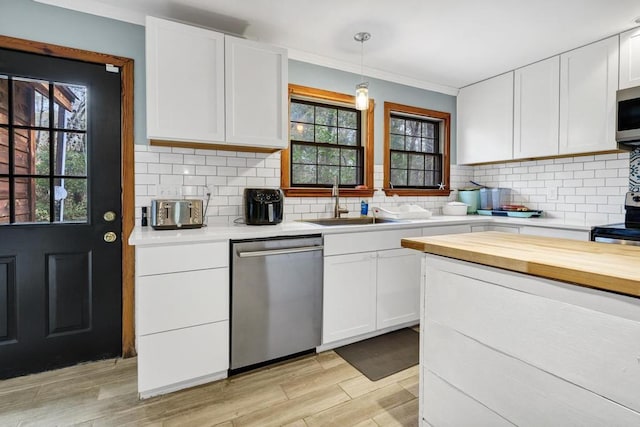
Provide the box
[402,231,640,426]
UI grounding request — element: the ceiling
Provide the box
[35,0,640,95]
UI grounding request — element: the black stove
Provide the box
[590,191,640,245]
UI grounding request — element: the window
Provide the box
[0,76,88,224]
[383,102,450,196]
[281,84,374,197]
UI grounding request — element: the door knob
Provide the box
[103,232,117,243]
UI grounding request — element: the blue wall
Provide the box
[2,1,457,163]
[1,0,147,144]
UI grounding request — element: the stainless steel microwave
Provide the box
[616,86,640,149]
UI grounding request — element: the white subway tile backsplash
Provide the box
[159,153,183,164]
[134,145,631,226]
[184,155,206,165]
[227,157,247,167]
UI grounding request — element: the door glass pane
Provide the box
[14,177,49,224]
[13,78,55,127]
[54,132,87,176]
[13,130,49,175]
[0,75,7,125]
[0,128,7,174]
[54,83,86,130]
[0,178,8,223]
[54,178,87,223]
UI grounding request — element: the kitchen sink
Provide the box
[300,217,402,226]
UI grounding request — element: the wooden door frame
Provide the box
[0,35,136,357]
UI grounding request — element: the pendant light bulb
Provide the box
[355,82,369,111]
[354,32,371,111]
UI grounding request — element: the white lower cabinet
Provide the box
[135,241,230,398]
[322,227,423,347]
[323,252,377,344]
[376,249,422,330]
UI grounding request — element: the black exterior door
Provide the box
[0,48,122,378]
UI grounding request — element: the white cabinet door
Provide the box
[224,36,288,149]
[457,72,514,164]
[514,57,560,159]
[376,249,421,329]
[323,252,377,344]
[146,16,225,143]
[559,36,618,155]
[620,29,640,89]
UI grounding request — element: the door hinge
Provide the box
[105,64,120,73]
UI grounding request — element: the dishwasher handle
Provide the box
[237,245,324,258]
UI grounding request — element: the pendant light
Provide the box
[354,32,371,111]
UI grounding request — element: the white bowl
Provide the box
[442,202,468,216]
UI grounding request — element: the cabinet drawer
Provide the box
[137,321,229,394]
[136,241,228,276]
[324,228,422,255]
[137,268,229,335]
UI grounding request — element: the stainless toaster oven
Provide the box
[151,199,203,230]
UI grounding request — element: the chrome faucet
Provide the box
[332,178,349,218]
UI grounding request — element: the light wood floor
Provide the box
[0,350,418,426]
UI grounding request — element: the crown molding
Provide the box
[34,0,146,25]
[34,0,459,96]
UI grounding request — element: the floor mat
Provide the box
[334,328,419,381]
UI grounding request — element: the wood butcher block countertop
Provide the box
[401,231,640,298]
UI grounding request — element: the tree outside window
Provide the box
[281,84,374,198]
[383,102,451,197]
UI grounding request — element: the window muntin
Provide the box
[388,114,442,188]
[290,99,363,187]
[383,102,451,196]
[0,75,88,224]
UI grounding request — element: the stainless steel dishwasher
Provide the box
[230,234,323,372]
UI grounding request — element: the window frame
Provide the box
[383,102,451,197]
[281,84,374,197]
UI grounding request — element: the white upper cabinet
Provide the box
[620,27,640,89]
[559,36,618,155]
[457,72,514,165]
[146,17,288,150]
[224,36,288,149]
[513,57,560,159]
[146,16,225,143]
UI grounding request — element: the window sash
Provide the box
[289,99,363,187]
